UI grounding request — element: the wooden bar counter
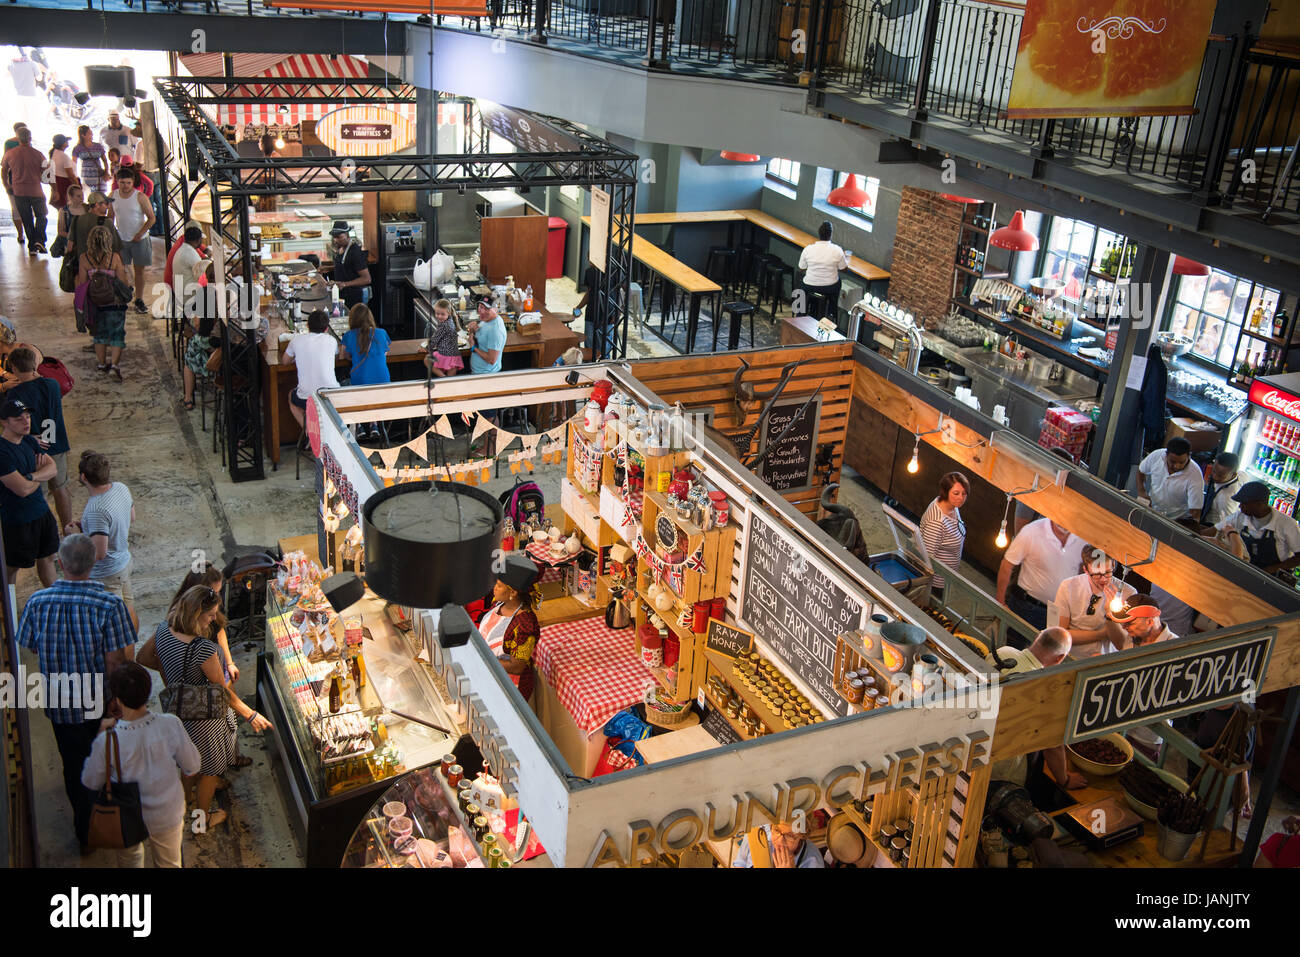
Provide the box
[263,311,581,466]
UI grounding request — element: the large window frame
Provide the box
[1163,272,1282,372]
[1035,216,1134,329]
[765,157,801,188]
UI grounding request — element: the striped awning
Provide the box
[179,53,412,131]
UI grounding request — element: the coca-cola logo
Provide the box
[1252,385,1300,422]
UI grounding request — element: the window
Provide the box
[1166,271,1281,369]
[1040,217,1097,305]
[832,171,879,220]
[766,157,801,187]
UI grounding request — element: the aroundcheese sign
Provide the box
[1066,631,1274,743]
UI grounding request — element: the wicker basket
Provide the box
[644,694,694,729]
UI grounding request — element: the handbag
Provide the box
[38,357,74,397]
[86,729,150,850]
[59,253,78,293]
[50,235,68,259]
[158,631,228,721]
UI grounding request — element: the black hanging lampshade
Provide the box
[363,481,503,608]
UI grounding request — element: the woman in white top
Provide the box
[82,662,202,867]
[797,221,849,321]
[919,471,969,592]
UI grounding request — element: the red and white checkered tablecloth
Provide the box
[525,540,578,568]
[534,617,651,733]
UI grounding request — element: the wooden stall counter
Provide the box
[781,314,846,346]
[1052,772,1241,868]
[263,312,581,465]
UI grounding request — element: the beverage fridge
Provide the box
[1243,373,1300,517]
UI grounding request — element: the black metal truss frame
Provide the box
[154,75,638,480]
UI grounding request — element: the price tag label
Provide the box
[697,687,707,711]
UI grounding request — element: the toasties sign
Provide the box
[316,106,415,157]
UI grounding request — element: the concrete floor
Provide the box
[3,214,1293,867]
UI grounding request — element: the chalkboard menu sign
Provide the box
[757,395,821,491]
[700,706,742,746]
[1066,632,1273,743]
[706,620,755,659]
[477,104,583,176]
[741,510,865,716]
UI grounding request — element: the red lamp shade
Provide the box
[828,174,870,209]
[988,210,1039,251]
[1172,255,1210,277]
[720,151,760,162]
[940,194,982,203]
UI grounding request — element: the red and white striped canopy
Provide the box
[179,53,411,130]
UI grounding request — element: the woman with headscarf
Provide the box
[478,553,542,702]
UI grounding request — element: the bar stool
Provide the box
[761,260,795,317]
[714,300,756,351]
[736,242,765,296]
[294,432,313,480]
[806,291,831,322]
[704,246,738,298]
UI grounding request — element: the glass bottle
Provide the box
[1273,305,1288,339]
[1251,304,1264,332]
[328,672,342,714]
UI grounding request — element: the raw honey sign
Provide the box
[1006,0,1218,118]
[1066,630,1274,743]
[706,619,755,659]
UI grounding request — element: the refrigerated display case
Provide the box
[257,580,460,866]
[1242,373,1300,519]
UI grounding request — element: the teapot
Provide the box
[564,534,582,556]
[583,399,604,433]
[605,587,632,629]
[652,587,675,614]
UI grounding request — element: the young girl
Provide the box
[425,297,464,377]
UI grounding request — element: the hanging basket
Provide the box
[363,481,503,608]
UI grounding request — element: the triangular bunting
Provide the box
[377,446,403,471]
[434,415,457,439]
[472,414,496,442]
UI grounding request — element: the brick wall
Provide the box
[888,187,964,320]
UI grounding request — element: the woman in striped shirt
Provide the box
[920,471,970,592]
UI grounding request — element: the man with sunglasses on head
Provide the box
[1053,546,1135,658]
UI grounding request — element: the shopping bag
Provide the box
[86,730,150,850]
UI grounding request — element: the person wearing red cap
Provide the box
[1107,593,1176,650]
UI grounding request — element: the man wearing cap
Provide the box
[1213,481,1300,576]
[1108,594,1177,649]
[1,126,49,254]
[0,397,59,587]
[985,628,1086,789]
[326,222,371,309]
[1,346,72,531]
[996,517,1087,635]
[1198,451,1242,530]
[99,110,137,157]
[1053,547,1135,657]
[1136,437,1203,522]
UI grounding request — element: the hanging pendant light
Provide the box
[828,174,870,209]
[720,151,760,162]
[939,194,982,204]
[988,210,1039,251]
[1172,255,1210,277]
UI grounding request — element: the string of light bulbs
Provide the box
[905,415,988,475]
[994,477,1045,548]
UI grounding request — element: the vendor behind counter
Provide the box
[326,221,371,309]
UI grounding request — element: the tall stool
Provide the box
[761,260,795,317]
[714,300,756,351]
[703,246,738,298]
[806,292,832,323]
[736,242,765,296]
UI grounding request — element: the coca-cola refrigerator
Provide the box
[1243,372,1300,517]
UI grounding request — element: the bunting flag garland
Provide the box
[434,415,458,439]
[632,535,707,578]
[376,445,403,471]
[471,413,497,443]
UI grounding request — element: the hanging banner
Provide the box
[1006,0,1217,119]
[472,413,497,442]
[590,187,610,274]
[376,445,403,471]
[434,415,458,439]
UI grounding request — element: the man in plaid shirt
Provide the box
[18,534,134,849]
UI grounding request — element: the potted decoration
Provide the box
[1155,791,1208,862]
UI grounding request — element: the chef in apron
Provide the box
[478,553,542,701]
[1198,451,1242,528]
[1214,481,1300,577]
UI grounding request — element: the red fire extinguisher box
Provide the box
[547,217,568,279]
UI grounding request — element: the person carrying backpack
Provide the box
[76,224,131,382]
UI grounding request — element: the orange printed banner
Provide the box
[1006,0,1217,119]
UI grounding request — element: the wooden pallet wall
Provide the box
[629,343,855,520]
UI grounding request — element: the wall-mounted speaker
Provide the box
[85,65,136,98]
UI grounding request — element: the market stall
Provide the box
[291,352,1005,867]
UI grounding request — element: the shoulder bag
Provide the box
[158,633,228,721]
[87,729,150,850]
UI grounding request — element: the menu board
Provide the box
[477,103,584,177]
[741,510,865,716]
[700,706,742,746]
[706,620,754,659]
[757,395,821,492]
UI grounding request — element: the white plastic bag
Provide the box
[413,250,455,289]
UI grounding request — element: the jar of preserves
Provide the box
[874,694,891,709]
[844,679,864,703]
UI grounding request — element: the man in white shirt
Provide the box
[1135,437,1203,522]
[1197,451,1241,528]
[1214,481,1300,577]
[796,221,849,322]
[170,225,206,314]
[284,309,340,432]
[985,628,1086,789]
[996,517,1087,633]
[99,111,138,157]
[1054,547,1135,657]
